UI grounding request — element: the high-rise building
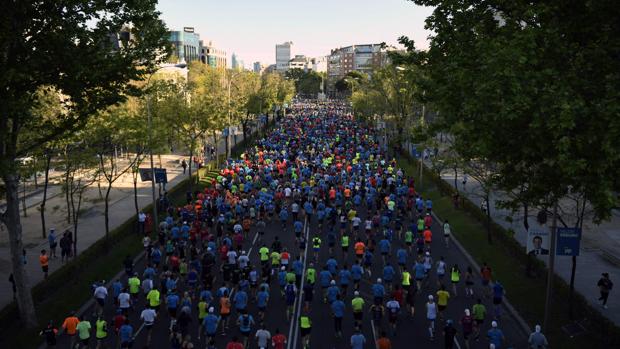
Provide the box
[276,41,294,72]
[168,27,202,63]
[253,62,266,74]
[327,44,387,88]
[201,41,227,69]
[231,53,245,70]
[288,55,311,71]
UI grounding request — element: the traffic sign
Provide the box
[556,227,582,256]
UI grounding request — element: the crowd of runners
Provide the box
[41,100,529,349]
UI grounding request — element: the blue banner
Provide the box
[556,227,582,256]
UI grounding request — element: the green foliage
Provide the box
[286,69,323,96]
[406,0,620,221]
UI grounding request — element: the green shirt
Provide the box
[259,247,269,261]
[76,320,91,340]
[300,316,312,328]
[270,252,281,265]
[341,235,350,247]
[405,231,413,243]
[146,289,160,306]
[128,277,141,294]
[95,319,107,339]
[306,268,316,284]
[352,297,365,312]
[472,304,486,320]
[286,272,296,284]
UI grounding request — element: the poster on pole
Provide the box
[139,168,167,183]
[556,227,582,256]
[527,230,550,256]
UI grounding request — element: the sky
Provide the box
[156,0,434,68]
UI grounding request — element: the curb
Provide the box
[37,250,147,349]
[430,210,533,338]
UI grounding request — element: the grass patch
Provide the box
[397,154,620,348]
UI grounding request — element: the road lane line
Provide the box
[288,216,308,349]
[291,216,310,349]
[370,319,379,349]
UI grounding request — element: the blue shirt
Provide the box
[320,270,332,287]
[119,324,133,343]
[350,333,366,349]
[372,283,385,297]
[166,294,180,309]
[493,283,504,299]
[331,300,345,317]
[327,285,340,303]
[257,291,269,307]
[487,328,504,348]
[238,315,254,332]
[383,265,395,281]
[397,249,408,265]
[351,265,363,280]
[339,269,351,285]
[379,239,390,253]
[203,314,219,334]
[414,262,426,279]
[234,290,248,309]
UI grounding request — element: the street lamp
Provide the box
[145,63,187,233]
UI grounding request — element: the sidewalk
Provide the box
[422,158,620,325]
[0,123,256,310]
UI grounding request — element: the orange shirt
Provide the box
[377,337,392,349]
[39,254,49,267]
[344,188,351,198]
[220,297,231,314]
[423,229,432,243]
[62,316,79,335]
[354,242,366,255]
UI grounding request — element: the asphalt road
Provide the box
[50,204,528,349]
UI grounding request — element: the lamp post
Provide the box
[145,63,186,233]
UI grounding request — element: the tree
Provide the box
[0,1,168,327]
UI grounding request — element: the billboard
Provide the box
[139,168,168,183]
[556,227,582,256]
[527,230,550,256]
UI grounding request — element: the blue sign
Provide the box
[139,168,168,184]
[222,128,229,137]
[556,227,582,256]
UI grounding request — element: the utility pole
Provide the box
[543,200,559,332]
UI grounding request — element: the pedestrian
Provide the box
[140,305,157,346]
[597,272,613,309]
[332,294,346,337]
[61,311,79,348]
[450,264,461,296]
[119,318,133,348]
[376,331,392,349]
[465,266,474,297]
[93,280,108,315]
[386,295,400,335]
[426,295,437,340]
[436,284,450,320]
[138,210,147,235]
[75,315,91,349]
[528,324,549,348]
[472,298,486,341]
[226,336,244,349]
[40,320,58,348]
[492,281,505,318]
[487,321,505,348]
[48,228,57,258]
[461,309,474,349]
[443,319,458,349]
[480,262,493,298]
[237,310,255,348]
[300,310,312,349]
[60,232,71,263]
[350,326,366,349]
[181,159,187,174]
[443,219,451,248]
[271,328,287,349]
[94,315,107,349]
[255,323,271,349]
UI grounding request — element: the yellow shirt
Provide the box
[437,290,450,306]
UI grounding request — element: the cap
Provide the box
[446,319,453,325]
[465,309,470,316]
[330,280,336,285]
[281,266,286,271]
[242,251,246,255]
[354,291,359,296]
[377,278,382,283]
[208,307,214,313]
[492,321,498,328]
[425,251,430,256]
[428,295,434,301]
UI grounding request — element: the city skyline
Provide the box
[156,0,433,68]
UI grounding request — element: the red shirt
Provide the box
[272,334,287,349]
[226,341,244,349]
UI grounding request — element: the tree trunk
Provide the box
[453,166,458,192]
[188,146,194,193]
[64,168,71,224]
[21,180,27,217]
[2,174,38,328]
[486,193,493,244]
[133,173,139,217]
[104,182,112,238]
[40,153,52,239]
[224,134,229,160]
[212,131,219,169]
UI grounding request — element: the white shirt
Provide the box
[142,279,153,294]
[227,251,238,264]
[94,286,108,300]
[365,220,372,230]
[138,213,146,223]
[443,223,451,236]
[426,302,437,320]
[352,217,361,227]
[255,329,271,348]
[284,188,292,197]
[118,293,131,308]
[140,308,156,324]
[387,300,400,314]
[238,255,250,269]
